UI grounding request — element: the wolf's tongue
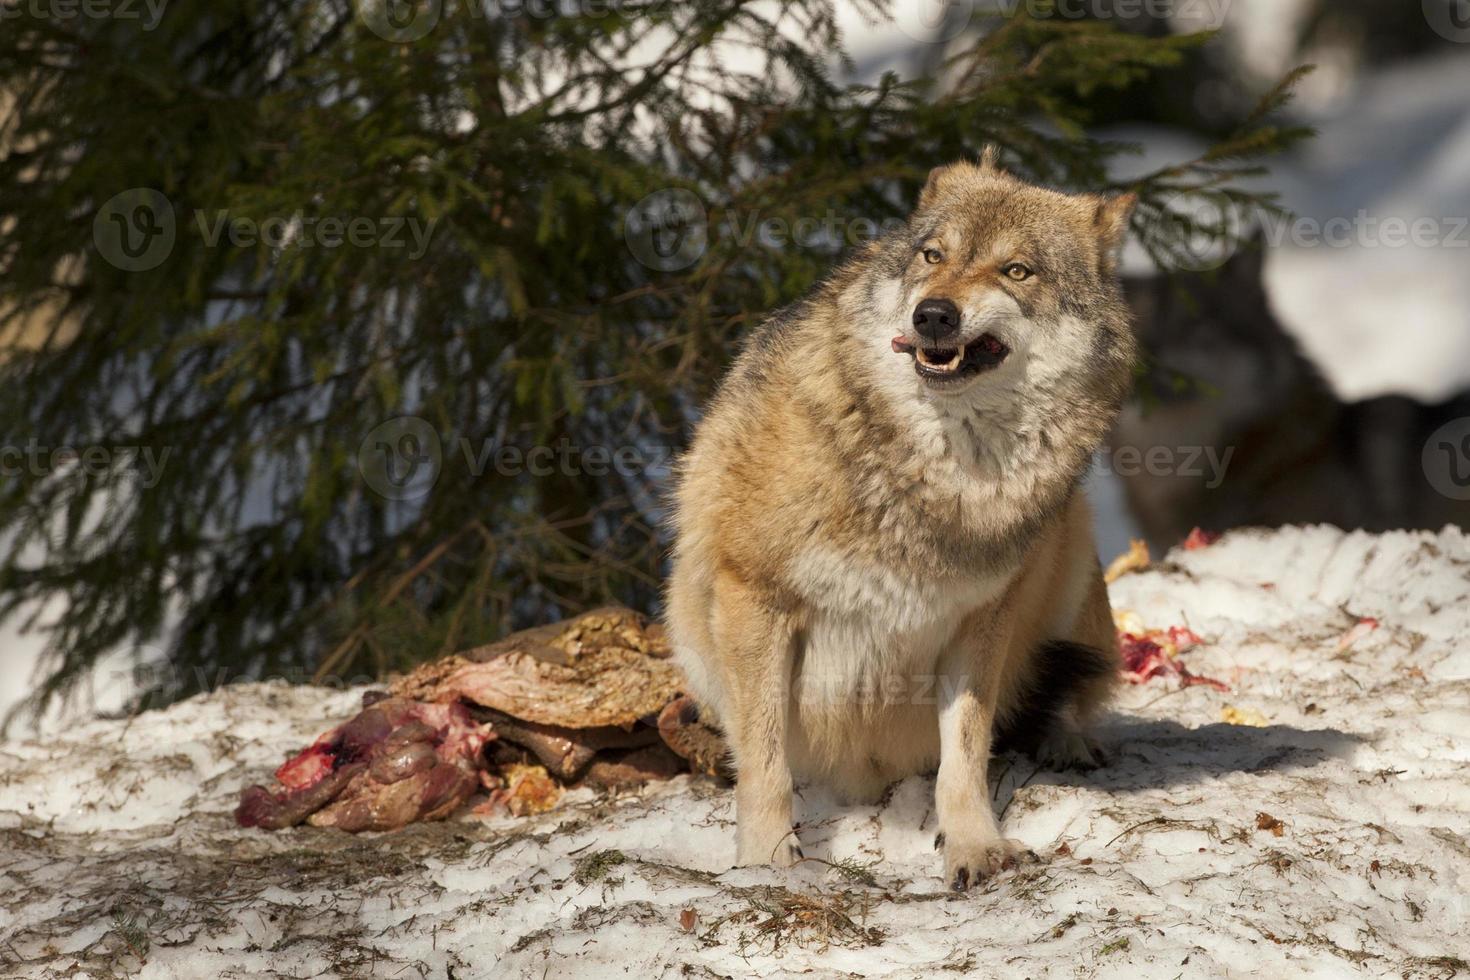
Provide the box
[891,336,915,355]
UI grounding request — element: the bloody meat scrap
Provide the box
[236,694,494,831]
[1114,610,1228,692]
[1182,527,1222,550]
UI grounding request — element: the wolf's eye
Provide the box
[1002,262,1033,281]
[922,247,943,265]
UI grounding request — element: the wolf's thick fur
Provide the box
[666,155,1136,889]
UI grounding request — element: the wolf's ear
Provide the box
[977,145,1001,172]
[919,164,954,210]
[1093,192,1137,274]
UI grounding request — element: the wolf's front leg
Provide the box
[935,617,1036,891]
[713,574,801,868]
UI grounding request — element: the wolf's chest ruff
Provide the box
[787,546,1015,706]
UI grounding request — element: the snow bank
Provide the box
[3,526,1468,978]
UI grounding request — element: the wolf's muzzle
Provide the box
[912,297,960,343]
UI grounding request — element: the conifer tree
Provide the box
[0,0,1308,722]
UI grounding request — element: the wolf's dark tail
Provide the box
[991,640,1116,754]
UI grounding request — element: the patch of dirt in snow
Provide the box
[3,526,1469,979]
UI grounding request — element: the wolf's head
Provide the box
[855,151,1135,408]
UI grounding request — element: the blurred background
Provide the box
[1,0,1467,730]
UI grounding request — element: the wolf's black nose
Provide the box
[912,298,960,342]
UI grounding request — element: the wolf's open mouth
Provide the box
[891,334,1009,381]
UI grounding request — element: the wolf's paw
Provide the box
[736,830,803,869]
[1034,727,1106,771]
[939,833,1039,891]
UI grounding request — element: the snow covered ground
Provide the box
[3,525,1468,978]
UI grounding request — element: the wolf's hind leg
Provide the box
[1034,704,1107,770]
[1066,560,1122,729]
[992,637,1115,769]
[1019,555,1122,771]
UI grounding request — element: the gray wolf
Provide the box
[666,152,1135,890]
